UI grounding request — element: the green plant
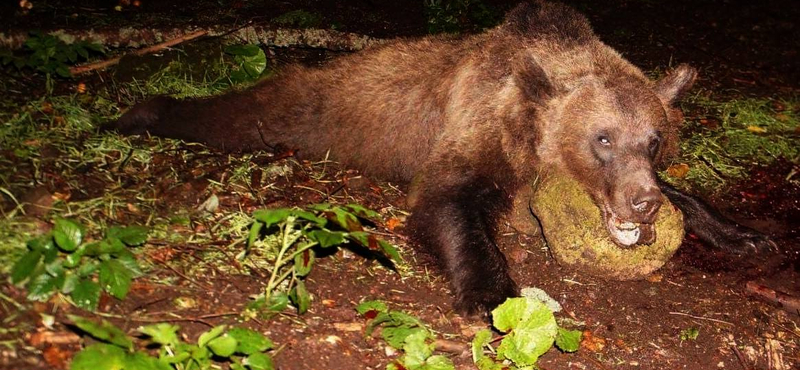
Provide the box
[472,297,581,369]
[680,327,699,341]
[10,219,147,310]
[272,10,323,29]
[224,44,269,84]
[69,315,275,370]
[357,300,455,370]
[0,31,104,87]
[244,204,401,316]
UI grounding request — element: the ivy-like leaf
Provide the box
[306,229,346,248]
[228,327,273,355]
[293,249,314,277]
[248,221,264,249]
[122,351,173,370]
[355,300,388,317]
[291,209,327,226]
[71,279,101,310]
[106,225,149,246]
[344,203,381,218]
[471,329,494,363]
[252,209,291,228]
[27,272,60,301]
[198,325,227,348]
[53,218,83,251]
[99,259,134,300]
[378,239,402,263]
[555,328,582,353]
[68,315,134,350]
[208,334,238,357]
[139,323,180,346]
[70,343,126,370]
[289,280,311,314]
[243,352,275,370]
[11,250,42,283]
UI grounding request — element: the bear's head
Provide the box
[522,62,696,247]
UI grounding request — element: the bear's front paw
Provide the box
[713,225,777,255]
[453,277,518,319]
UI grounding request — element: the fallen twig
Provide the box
[69,30,208,75]
[745,281,800,315]
[668,311,734,326]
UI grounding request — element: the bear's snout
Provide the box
[631,186,662,222]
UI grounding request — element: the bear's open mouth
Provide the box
[603,209,656,247]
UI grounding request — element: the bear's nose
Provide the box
[632,187,662,218]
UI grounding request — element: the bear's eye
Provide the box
[648,137,661,157]
[597,135,611,146]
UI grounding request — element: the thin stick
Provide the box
[668,311,734,326]
[69,30,208,75]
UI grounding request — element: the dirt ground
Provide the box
[1,1,799,370]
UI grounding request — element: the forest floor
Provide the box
[1,1,799,369]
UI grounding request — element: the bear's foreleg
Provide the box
[658,180,776,253]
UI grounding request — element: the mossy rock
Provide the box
[518,172,684,280]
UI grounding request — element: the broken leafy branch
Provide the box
[10,219,148,311]
[244,204,401,315]
[68,315,275,370]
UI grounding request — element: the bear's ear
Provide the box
[654,64,697,105]
[513,53,554,101]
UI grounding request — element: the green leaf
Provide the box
[122,351,173,370]
[11,250,42,283]
[68,315,134,350]
[208,335,238,357]
[115,251,144,277]
[472,329,494,363]
[26,273,59,301]
[99,259,134,300]
[424,355,456,370]
[383,326,426,349]
[293,249,314,277]
[62,272,79,294]
[228,327,274,355]
[198,325,227,348]
[71,279,101,310]
[328,207,363,231]
[248,221,264,248]
[64,246,86,268]
[400,329,433,368]
[139,323,180,346]
[252,209,291,228]
[306,229,346,248]
[378,239,402,263]
[107,225,149,246]
[77,260,100,277]
[555,328,581,353]
[70,343,126,370]
[492,298,557,366]
[291,209,327,226]
[289,280,311,314]
[241,49,267,78]
[53,218,84,251]
[344,203,381,218]
[355,300,388,316]
[243,352,274,370]
[29,236,58,262]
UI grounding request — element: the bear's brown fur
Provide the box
[113,1,770,315]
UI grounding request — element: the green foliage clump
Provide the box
[69,316,275,370]
[272,10,323,28]
[10,219,147,310]
[672,95,800,191]
[245,204,401,316]
[473,297,581,369]
[0,31,104,78]
[224,44,270,84]
[424,0,500,34]
[357,300,455,370]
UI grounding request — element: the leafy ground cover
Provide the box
[1,1,799,370]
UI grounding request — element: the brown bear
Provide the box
[111,1,772,315]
